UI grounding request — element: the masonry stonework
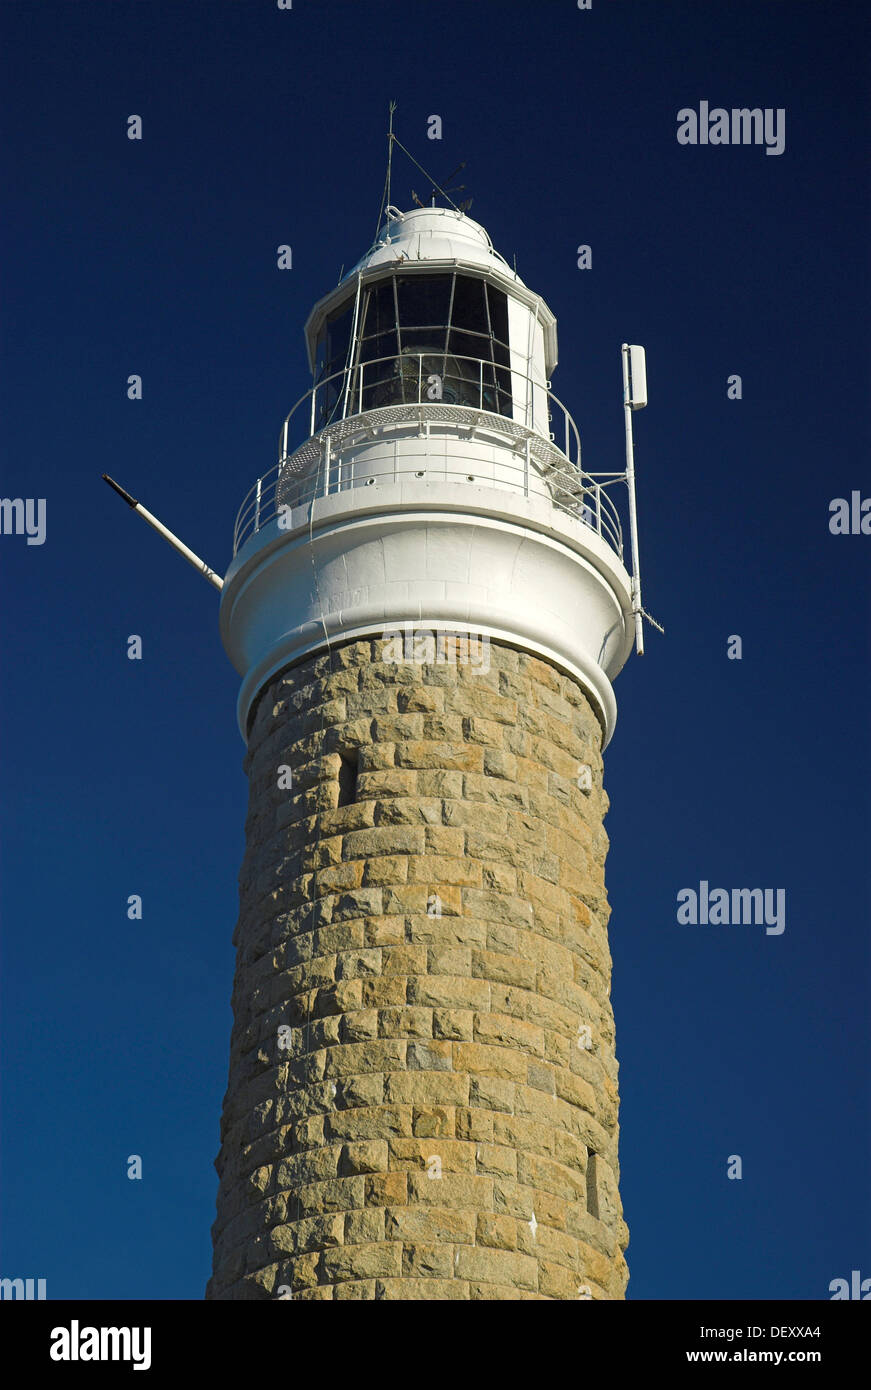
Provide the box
[206,636,629,1300]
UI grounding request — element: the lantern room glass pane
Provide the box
[447,329,483,362]
[399,328,447,354]
[396,274,453,328]
[360,281,395,340]
[451,275,487,334]
[316,296,354,381]
[314,295,355,431]
[486,283,510,352]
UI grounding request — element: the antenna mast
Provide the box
[621,344,647,655]
[373,101,398,242]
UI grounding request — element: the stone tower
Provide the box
[207,205,639,1300]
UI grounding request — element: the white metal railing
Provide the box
[278,352,581,468]
[230,354,629,561]
[233,439,624,562]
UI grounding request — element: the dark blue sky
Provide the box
[1,0,868,1300]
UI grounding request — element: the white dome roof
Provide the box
[345,206,522,285]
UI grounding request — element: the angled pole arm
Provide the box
[102,475,224,592]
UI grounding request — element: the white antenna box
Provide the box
[625,344,648,411]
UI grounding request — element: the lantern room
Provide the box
[299,205,558,447]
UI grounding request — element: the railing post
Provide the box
[418,355,423,405]
[596,484,602,536]
[309,386,316,438]
[324,436,331,497]
[254,477,262,534]
[358,363,364,415]
[479,357,483,408]
[524,437,530,498]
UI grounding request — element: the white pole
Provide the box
[621,345,644,655]
[341,272,364,421]
[102,475,224,591]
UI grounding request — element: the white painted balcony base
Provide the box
[220,478,634,747]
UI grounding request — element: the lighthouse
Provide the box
[206,203,646,1301]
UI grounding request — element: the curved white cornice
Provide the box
[220,480,634,747]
